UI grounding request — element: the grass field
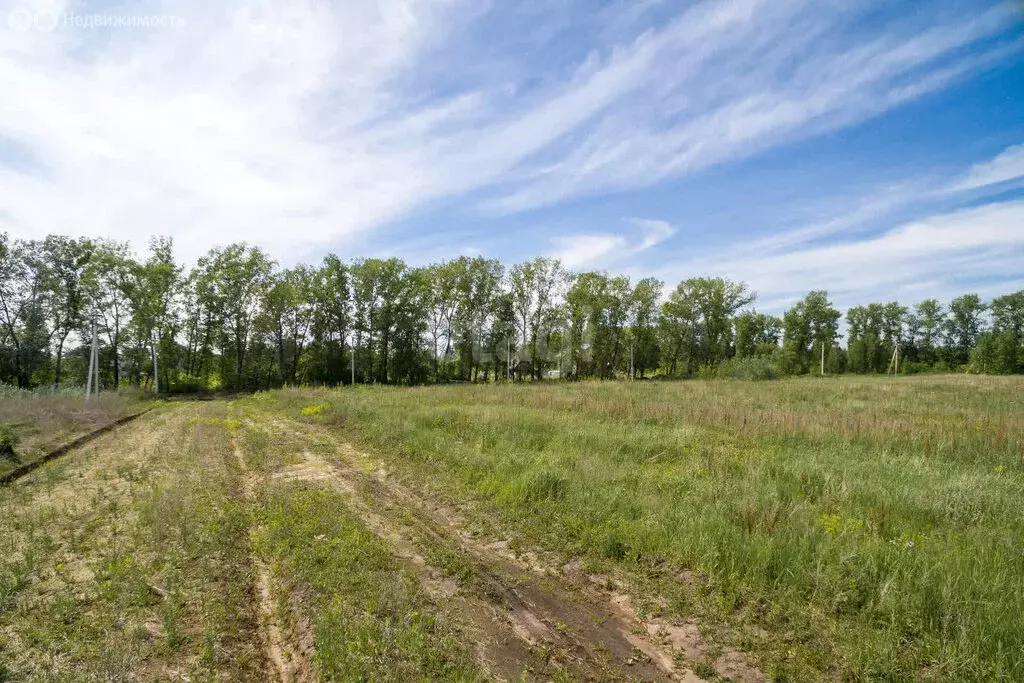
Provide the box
[1,375,1021,681]
[0,388,145,478]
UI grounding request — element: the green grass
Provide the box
[253,483,481,682]
[0,404,264,681]
[248,375,1024,681]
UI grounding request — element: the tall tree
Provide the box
[41,236,94,385]
[781,291,840,374]
[309,255,351,383]
[509,257,568,380]
[660,277,754,374]
[734,311,781,359]
[945,294,987,367]
[0,236,49,387]
[195,243,272,389]
[912,299,946,364]
[86,240,136,388]
[264,266,315,384]
[974,291,1024,374]
[629,277,663,378]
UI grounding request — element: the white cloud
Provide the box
[655,199,1024,310]
[549,234,628,269]
[547,217,678,269]
[630,218,677,249]
[951,144,1024,191]
[0,0,1018,265]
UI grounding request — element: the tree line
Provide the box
[0,233,1021,391]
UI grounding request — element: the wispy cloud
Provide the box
[0,0,1018,263]
[547,217,678,269]
[951,143,1024,191]
[631,218,676,250]
[656,198,1024,311]
[549,234,628,269]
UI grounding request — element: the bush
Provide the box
[0,424,20,461]
[718,356,780,381]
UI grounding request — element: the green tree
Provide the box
[509,257,568,380]
[309,255,351,384]
[85,240,137,388]
[974,291,1024,374]
[781,291,840,375]
[264,266,315,384]
[195,243,272,389]
[734,311,781,359]
[945,294,987,367]
[912,299,945,365]
[629,277,663,378]
[41,236,94,385]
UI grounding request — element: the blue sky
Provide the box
[1,0,1023,313]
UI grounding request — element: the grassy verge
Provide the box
[0,404,264,681]
[246,375,1024,681]
[0,389,150,478]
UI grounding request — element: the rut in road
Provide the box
[262,415,764,682]
[234,434,314,683]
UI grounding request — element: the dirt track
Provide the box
[1,403,764,682]
[256,414,764,683]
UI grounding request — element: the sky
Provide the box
[1,0,1023,314]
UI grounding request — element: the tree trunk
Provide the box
[54,332,69,385]
[276,326,285,385]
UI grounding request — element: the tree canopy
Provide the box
[0,232,1020,391]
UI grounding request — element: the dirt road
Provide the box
[0,401,763,682]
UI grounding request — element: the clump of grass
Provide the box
[300,402,331,417]
[254,485,479,681]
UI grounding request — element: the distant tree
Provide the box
[309,255,351,383]
[509,257,568,380]
[734,311,781,359]
[912,299,946,364]
[452,257,503,381]
[780,291,840,374]
[263,266,315,384]
[41,236,94,385]
[945,294,987,367]
[86,240,136,388]
[661,277,754,374]
[973,291,1024,374]
[195,243,272,389]
[629,277,663,378]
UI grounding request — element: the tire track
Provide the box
[260,415,731,682]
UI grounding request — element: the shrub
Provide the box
[0,424,20,461]
[718,356,780,381]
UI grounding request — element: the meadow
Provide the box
[0,375,1021,681]
[260,375,1024,681]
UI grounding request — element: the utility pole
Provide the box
[886,345,898,375]
[506,336,511,383]
[93,320,100,397]
[820,340,825,377]
[152,328,160,395]
[351,337,356,386]
[630,338,635,380]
